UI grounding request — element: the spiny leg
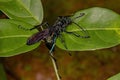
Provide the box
[64,13,85,19]
[49,34,57,54]
[72,13,85,20]
[59,34,71,56]
[70,12,90,38]
[30,22,50,30]
[71,21,90,38]
[65,31,89,38]
[18,22,50,31]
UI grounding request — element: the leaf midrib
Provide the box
[68,28,120,32]
[0,35,30,39]
[17,0,40,24]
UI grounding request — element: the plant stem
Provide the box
[50,54,61,80]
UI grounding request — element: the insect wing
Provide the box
[27,29,49,45]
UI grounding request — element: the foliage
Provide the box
[0,0,43,57]
[57,7,120,51]
[0,0,120,80]
[107,73,120,80]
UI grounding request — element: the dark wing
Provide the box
[26,29,49,45]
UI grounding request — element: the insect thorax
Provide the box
[50,16,72,35]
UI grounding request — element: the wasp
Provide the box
[19,13,90,53]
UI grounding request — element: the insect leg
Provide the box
[59,34,71,56]
[49,40,60,73]
[65,31,88,38]
[47,35,58,68]
[49,34,57,54]
[71,21,90,38]
[18,22,50,31]
[30,22,50,30]
[59,34,68,50]
[71,13,85,21]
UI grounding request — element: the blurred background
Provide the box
[1,0,120,80]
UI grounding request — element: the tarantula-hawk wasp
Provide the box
[19,13,90,54]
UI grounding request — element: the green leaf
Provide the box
[0,0,43,25]
[56,7,120,51]
[107,73,120,80]
[0,19,39,57]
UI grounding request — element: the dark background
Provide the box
[2,0,120,80]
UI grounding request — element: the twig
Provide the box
[50,53,61,80]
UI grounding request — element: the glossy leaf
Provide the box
[0,19,39,57]
[56,7,120,51]
[107,73,120,80]
[0,0,43,25]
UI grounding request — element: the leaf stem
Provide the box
[50,54,61,80]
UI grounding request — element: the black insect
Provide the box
[18,13,90,79]
[19,13,90,54]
